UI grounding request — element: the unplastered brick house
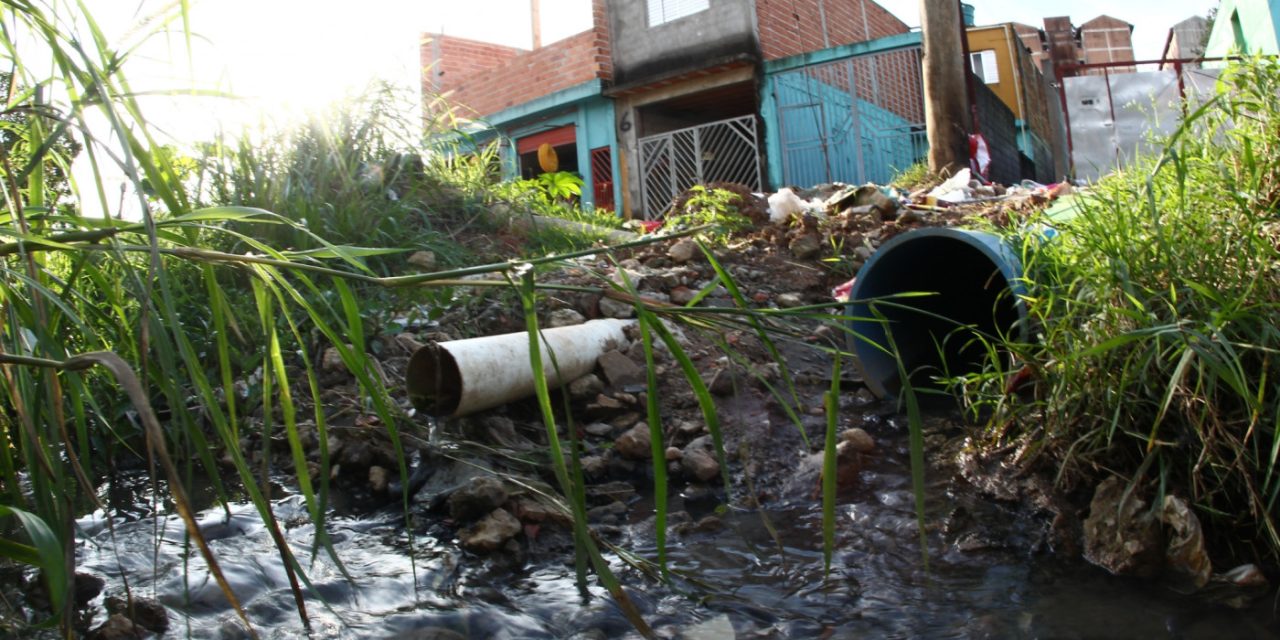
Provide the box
[1012,15,1136,78]
[423,1,934,217]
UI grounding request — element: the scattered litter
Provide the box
[768,187,808,224]
[926,168,973,204]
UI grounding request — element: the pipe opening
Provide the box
[406,343,464,417]
[848,228,1027,399]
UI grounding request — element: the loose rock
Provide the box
[667,238,698,263]
[597,350,644,388]
[681,446,720,483]
[614,423,652,460]
[568,374,605,401]
[669,286,697,306]
[448,476,509,523]
[408,250,438,271]
[547,308,586,328]
[789,234,823,260]
[776,292,805,308]
[841,428,876,454]
[458,508,522,552]
[368,466,389,493]
[598,296,635,319]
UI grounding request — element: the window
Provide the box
[647,0,709,27]
[969,50,1000,84]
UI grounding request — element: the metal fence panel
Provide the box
[772,46,927,187]
[637,115,761,218]
[1065,67,1221,181]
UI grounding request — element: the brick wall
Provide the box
[756,0,908,61]
[422,37,523,97]
[1079,15,1134,73]
[423,0,612,118]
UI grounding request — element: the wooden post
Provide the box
[531,0,542,48]
[919,0,970,175]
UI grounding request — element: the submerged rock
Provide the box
[87,614,141,640]
[104,595,168,634]
[681,436,720,483]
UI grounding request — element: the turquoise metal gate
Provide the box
[769,42,928,186]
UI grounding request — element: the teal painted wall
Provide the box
[496,94,618,211]
[765,69,923,187]
[1205,0,1280,56]
[761,33,927,189]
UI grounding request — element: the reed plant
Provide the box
[0,3,899,638]
[962,57,1280,562]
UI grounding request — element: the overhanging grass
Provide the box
[963,57,1280,563]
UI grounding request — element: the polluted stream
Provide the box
[75,410,1278,639]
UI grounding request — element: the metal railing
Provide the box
[637,115,762,218]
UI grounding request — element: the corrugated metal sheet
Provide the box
[1066,68,1221,181]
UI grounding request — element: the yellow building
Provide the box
[966,23,1067,181]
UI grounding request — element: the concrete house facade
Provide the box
[1161,15,1209,67]
[422,0,620,210]
[424,0,926,218]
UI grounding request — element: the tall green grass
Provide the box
[0,2,911,637]
[963,57,1280,562]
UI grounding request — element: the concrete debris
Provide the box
[1082,477,1164,578]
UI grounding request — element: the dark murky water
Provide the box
[75,425,1280,639]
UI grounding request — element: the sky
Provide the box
[96,0,1217,143]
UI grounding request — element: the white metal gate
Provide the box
[638,115,762,218]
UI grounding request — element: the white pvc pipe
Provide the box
[406,318,634,417]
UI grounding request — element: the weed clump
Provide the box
[965,58,1280,564]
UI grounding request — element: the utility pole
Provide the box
[531,0,542,48]
[919,0,970,175]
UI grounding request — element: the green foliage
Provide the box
[192,82,464,274]
[888,161,931,190]
[962,57,1280,562]
[665,186,750,243]
[529,170,584,202]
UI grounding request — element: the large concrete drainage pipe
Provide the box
[847,227,1029,399]
[407,318,634,417]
